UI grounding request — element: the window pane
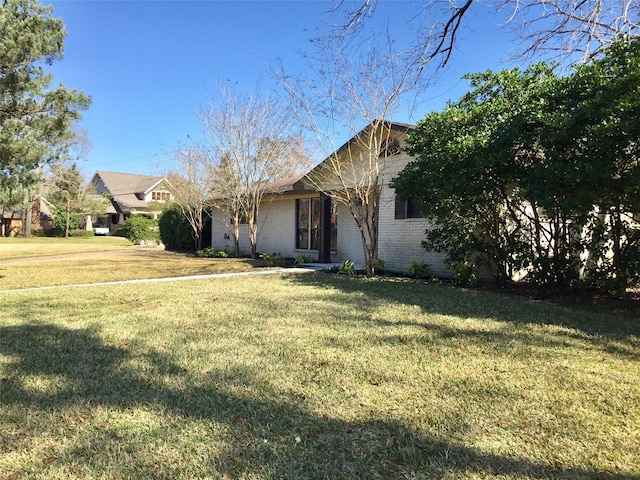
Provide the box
[296,199,310,249]
[310,198,320,250]
[407,197,429,218]
[394,194,406,219]
[330,199,338,251]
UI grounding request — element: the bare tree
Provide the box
[501,0,640,62]
[200,88,311,259]
[167,146,216,251]
[276,31,420,276]
[209,151,243,256]
[330,0,639,68]
[47,162,85,238]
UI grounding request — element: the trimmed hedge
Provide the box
[158,204,195,252]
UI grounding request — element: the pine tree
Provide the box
[0,0,91,235]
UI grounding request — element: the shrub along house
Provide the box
[210,121,449,276]
[89,171,173,234]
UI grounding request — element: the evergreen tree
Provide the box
[0,0,91,225]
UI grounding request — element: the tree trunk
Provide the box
[350,204,378,277]
[232,212,240,257]
[22,200,32,238]
[194,210,203,251]
[65,197,71,238]
[610,204,626,290]
[248,219,258,259]
[247,204,259,259]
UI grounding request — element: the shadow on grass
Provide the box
[285,273,640,358]
[1,322,637,479]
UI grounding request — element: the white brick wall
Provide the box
[332,202,364,264]
[377,183,449,276]
[210,210,250,255]
[211,196,309,258]
[254,197,297,257]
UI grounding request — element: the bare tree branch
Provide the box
[329,0,639,70]
[199,88,312,258]
[275,30,418,276]
[166,146,216,251]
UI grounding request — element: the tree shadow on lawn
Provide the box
[1,322,637,479]
[286,273,640,359]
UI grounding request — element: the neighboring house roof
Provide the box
[1,196,54,220]
[94,171,166,196]
[39,196,54,219]
[91,171,171,214]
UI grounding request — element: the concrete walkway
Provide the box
[0,267,319,293]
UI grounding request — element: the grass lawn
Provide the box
[0,236,133,260]
[0,238,264,290]
[1,264,638,479]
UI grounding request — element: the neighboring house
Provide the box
[0,196,54,237]
[90,171,173,234]
[210,121,449,276]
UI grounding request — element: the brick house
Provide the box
[1,196,54,237]
[209,121,449,275]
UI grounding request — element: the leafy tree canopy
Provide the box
[0,0,91,183]
[393,38,640,291]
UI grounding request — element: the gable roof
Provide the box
[263,174,311,195]
[94,171,166,195]
[327,120,415,160]
[303,120,416,187]
[92,171,171,214]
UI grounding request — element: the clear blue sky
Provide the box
[48,0,518,178]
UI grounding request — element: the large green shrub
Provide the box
[119,215,160,245]
[158,204,195,252]
[393,39,640,293]
[452,261,477,287]
[51,212,79,237]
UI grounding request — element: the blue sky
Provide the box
[48,0,518,177]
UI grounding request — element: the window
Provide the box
[296,198,320,250]
[296,198,338,251]
[379,137,401,158]
[395,194,429,219]
[330,199,338,251]
[151,191,171,202]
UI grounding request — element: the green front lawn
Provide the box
[1,274,638,479]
